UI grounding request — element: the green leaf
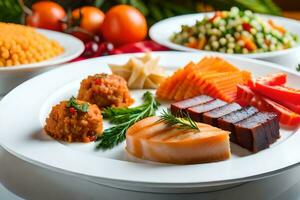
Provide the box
[66,96,89,113]
[94,0,105,7]
[0,0,22,23]
[129,0,149,15]
[149,4,164,21]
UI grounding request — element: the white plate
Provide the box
[149,13,300,67]
[0,52,299,193]
[0,29,84,95]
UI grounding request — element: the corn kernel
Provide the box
[0,22,64,67]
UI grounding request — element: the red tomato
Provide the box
[72,6,105,34]
[26,1,66,31]
[101,5,147,45]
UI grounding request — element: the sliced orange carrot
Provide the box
[156,57,251,102]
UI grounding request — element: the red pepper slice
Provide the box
[236,85,300,126]
[254,83,300,105]
[263,98,300,127]
[249,73,286,87]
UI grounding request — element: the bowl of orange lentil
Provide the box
[0,23,84,95]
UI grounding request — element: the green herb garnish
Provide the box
[66,96,89,112]
[296,64,300,72]
[159,109,200,131]
[96,91,160,149]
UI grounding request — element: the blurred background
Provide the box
[1,0,299,25]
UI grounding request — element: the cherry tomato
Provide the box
[72,6,105,34]
[26,1,66,31]
[101,5,147,45]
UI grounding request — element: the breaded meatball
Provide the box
[44,99,103,142]
[77,73,134,108]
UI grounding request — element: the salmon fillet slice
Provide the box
[126,116,231,164]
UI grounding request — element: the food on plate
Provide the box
[236,84,300,126]
[235,112,280,152]
[171,95,280,152]
[187,99,227,122]
[236,73,300,126]
[77,73,134,108]
[109,53,166,89]
[218,106,258,142]
[171,7,299,54]
[101,5,147,45]
[26,1,66,31]
[171,95,214,115]
[202,103,242,127]
[126,113,231,164]
[0,23,64,67]
[156,57,251,102]
[96,91,159,149]
[44,97,103,142]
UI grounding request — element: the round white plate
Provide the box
[0,28,84,95]
[0,52,299,193]
[0,29,84,71]
[149,13,300,67]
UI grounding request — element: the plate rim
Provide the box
[0,28,84,71]
[149,13,300,59]
[0,51,299,188]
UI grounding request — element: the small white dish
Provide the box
[0,52,299,193]
[0,29,84,95]
[149,13,300,68]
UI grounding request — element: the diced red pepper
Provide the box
[69,107,76,114]
[242,22,252,32]
[94,78,101,85]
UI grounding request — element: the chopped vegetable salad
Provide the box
[171,7,299,54]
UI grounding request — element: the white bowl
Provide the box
[149,13,300,68]
[0,29,84,95]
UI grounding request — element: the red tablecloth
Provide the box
[72,40,169,62]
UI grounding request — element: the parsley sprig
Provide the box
[96,91,160,150]
[159,109,200,131]
[66,96,89,112]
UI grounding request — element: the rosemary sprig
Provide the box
[159,109,200,131]
[66,96,89,112]
[96,91,160,149]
